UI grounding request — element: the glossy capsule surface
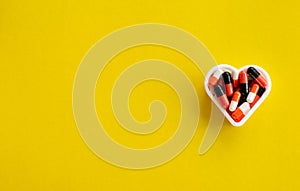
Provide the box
[208,69,223,89]
[232,102,250,122]
[229,91,241,112]
[247,67,268,88]
[214,84,230,109]
[222,71,234,97]
[250,87,266,107]
[239,71,249,96]
[247,84,260,103]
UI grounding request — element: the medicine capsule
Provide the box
[239,71,249,96]
[232,71,239,89]
[218,77,225,87]
[247,67,268,88]
[247,84,260,103]
[222,71,234,97]
[208,69,223,89]
[214,84,230,109]
[229,91,241,112]
[232,102,251,122]
[250,87,266,107]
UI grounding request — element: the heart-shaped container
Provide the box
[204,64,272,127]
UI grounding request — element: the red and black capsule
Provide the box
[214,84,230,109]
[222,71,234,97]
[239,71,249,96]
[250,87,266,107]
[247,67,268,88]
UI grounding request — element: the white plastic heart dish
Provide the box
[205,64,271,127]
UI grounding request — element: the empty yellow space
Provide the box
[95,45,208,149]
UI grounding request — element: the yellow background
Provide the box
[1,0,300,190]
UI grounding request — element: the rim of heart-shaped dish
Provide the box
[204,64,272,127]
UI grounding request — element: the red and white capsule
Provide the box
[208,69,223,89]
[232,102,251,122]
[232,71,239,89]
[247,84,260,103]
[229,91,241,112]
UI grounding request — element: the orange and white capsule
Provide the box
[232,102,250,122]
[247,84,260,103]
[208,69,223,89]
[229,91,241,112]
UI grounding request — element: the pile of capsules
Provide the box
[208,67,268,122]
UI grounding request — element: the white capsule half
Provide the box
[239,102,251,115]
[213,69,223,79]
[229,101,239,112]
[247,92,256,103]
[232,70,239,81]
